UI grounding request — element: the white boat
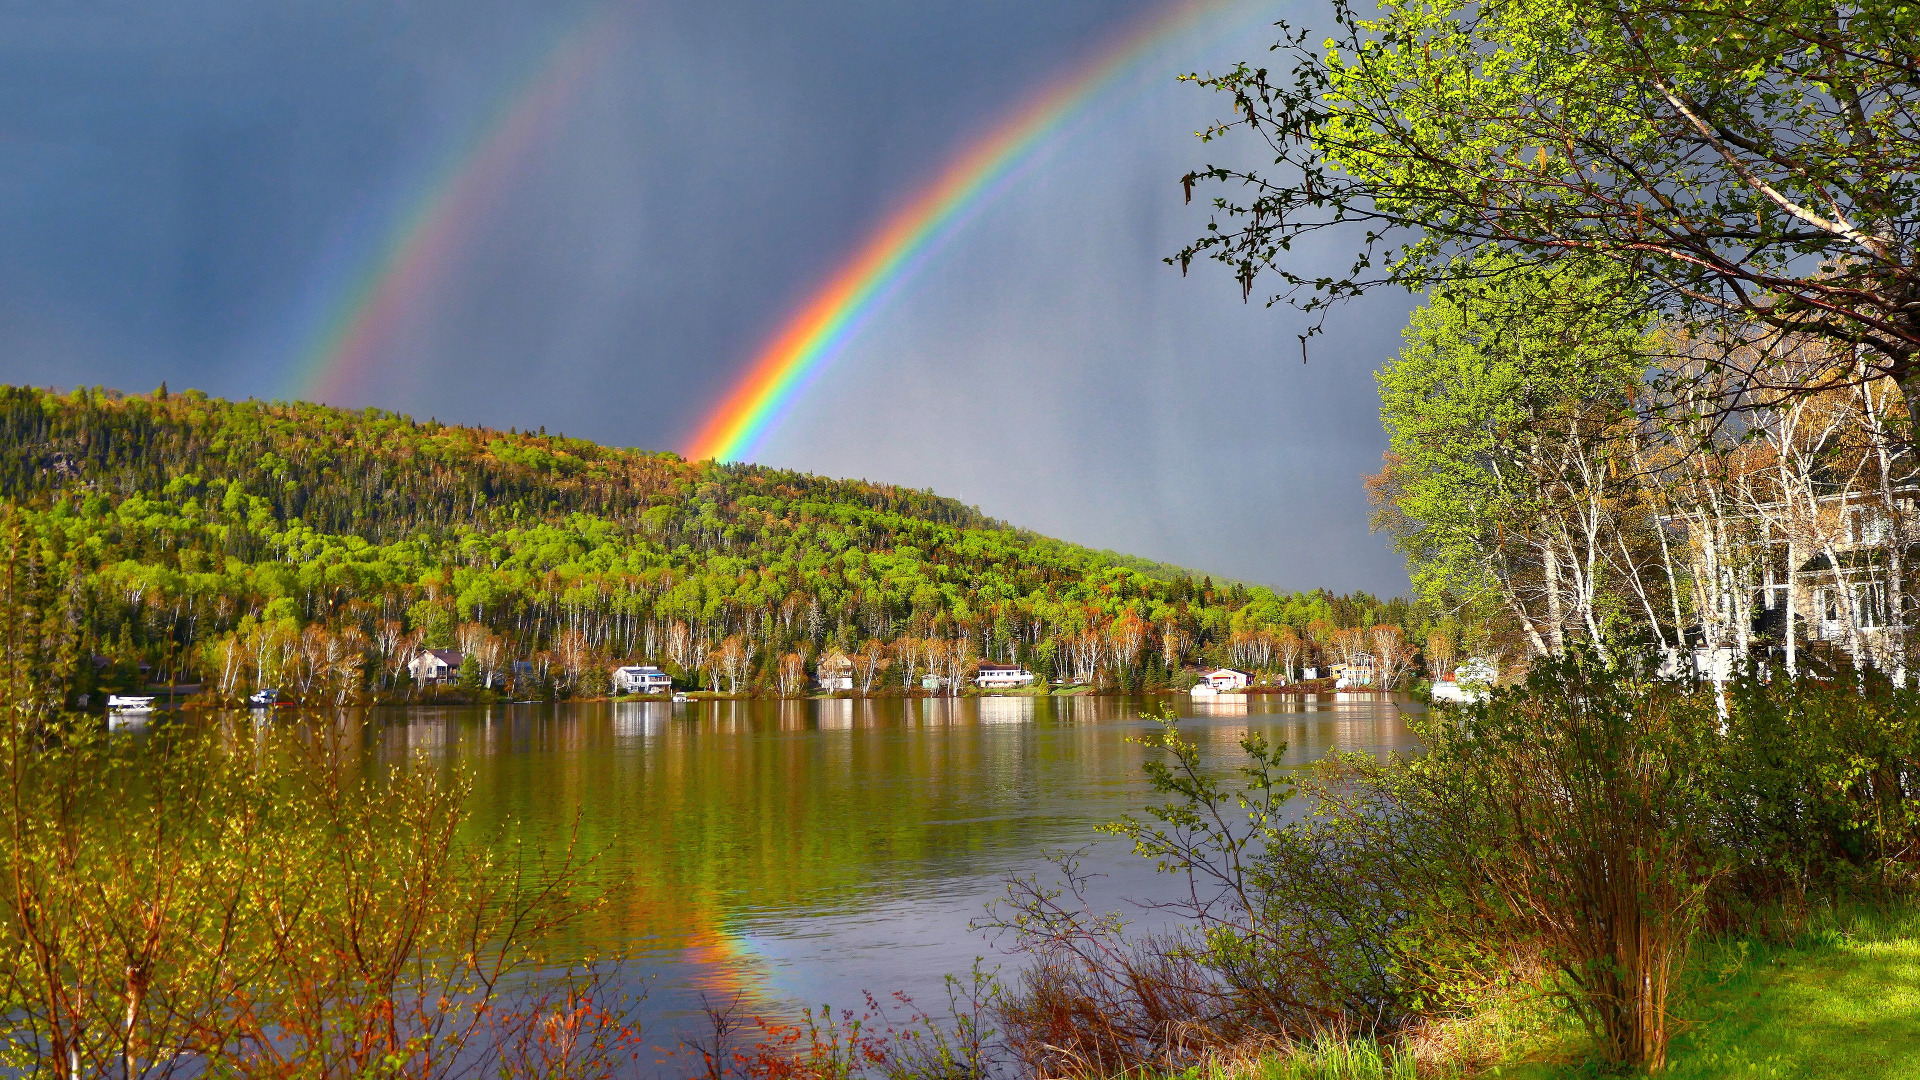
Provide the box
[107,695,155,713]
[1188,684,1219,697]
[671,693,691,703]
[249,688,280,708]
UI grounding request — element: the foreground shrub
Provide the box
[1719,667,1920,894]
[987,652,1920,1076]
[1406,655,1728,1070]
[684,979,997,1080]
[0,714,636,1078]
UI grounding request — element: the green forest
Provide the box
[0,384,1412,704]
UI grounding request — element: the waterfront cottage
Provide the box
[817,651,855,691]
[973,662,1036,689]
[409,649,462,686]
[1204,668,1252,691]
[611,664,673,694]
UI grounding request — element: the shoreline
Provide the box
[111,678,1361,713]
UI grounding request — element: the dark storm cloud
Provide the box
[0,0,1412,595]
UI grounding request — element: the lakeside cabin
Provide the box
[1191,668,1252,696]
[409,649,463,686]
[1206,668,1252,690]
[611,664,673,695]
[817,651,856,691]
[974,663,1036,689]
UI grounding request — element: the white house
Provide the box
[611,665,673,695]
[1204,668,1252,691]
[817,651,855,691]
[974,663,1036,689]
[409,649,463,686]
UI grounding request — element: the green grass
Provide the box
[1170,1037,1417,1080]
[1184,901,1920,1080]
[1480,900,1920,1078]
[1660,903,1920,1079]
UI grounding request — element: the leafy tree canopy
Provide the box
[1178,0,1919,398]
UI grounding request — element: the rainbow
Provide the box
[685,0,1234,463]
[288,9,625,404]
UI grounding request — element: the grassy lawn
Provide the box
[1479,902,1920,1078]
[1178,901,1920,1080]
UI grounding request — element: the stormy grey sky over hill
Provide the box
[0,0,1414,595]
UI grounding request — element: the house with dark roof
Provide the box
[409,649,463,685]
[611,664,673,694]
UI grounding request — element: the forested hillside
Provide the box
[0,385,1412,703]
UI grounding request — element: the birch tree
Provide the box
[1374,258,1648,657]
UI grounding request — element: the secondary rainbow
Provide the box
[288,10,624,403]
[685,0,1233,463]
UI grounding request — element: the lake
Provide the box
[346,692,1422,1050]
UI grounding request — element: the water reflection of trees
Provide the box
[334,698,1418,961]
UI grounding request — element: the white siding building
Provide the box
[817,651,855,691]
[409,649,462,685]
[974,663,1036,689]
[611,665,674,694]
[1204,668,1252,691]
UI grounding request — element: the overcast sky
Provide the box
[0,0,1415,596]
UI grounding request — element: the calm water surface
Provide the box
[352,693,1421,1045]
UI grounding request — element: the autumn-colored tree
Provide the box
[1425,630,1457,681]
[1275,628,1303,682]
[890,637,922,694]
[776,653,806,697]
[711,635,755,694]
[1370,625,1415,690]
[854,640,888,695]
[1159,619,1191,668]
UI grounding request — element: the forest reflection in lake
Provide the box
[344,693,1421,1046]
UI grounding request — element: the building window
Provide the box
[1855,580,1889,628]
[1849,507,1891,546]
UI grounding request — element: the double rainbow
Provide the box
[683,0,1232,463]
[285,0,1237,438]
[288,9,625,403]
